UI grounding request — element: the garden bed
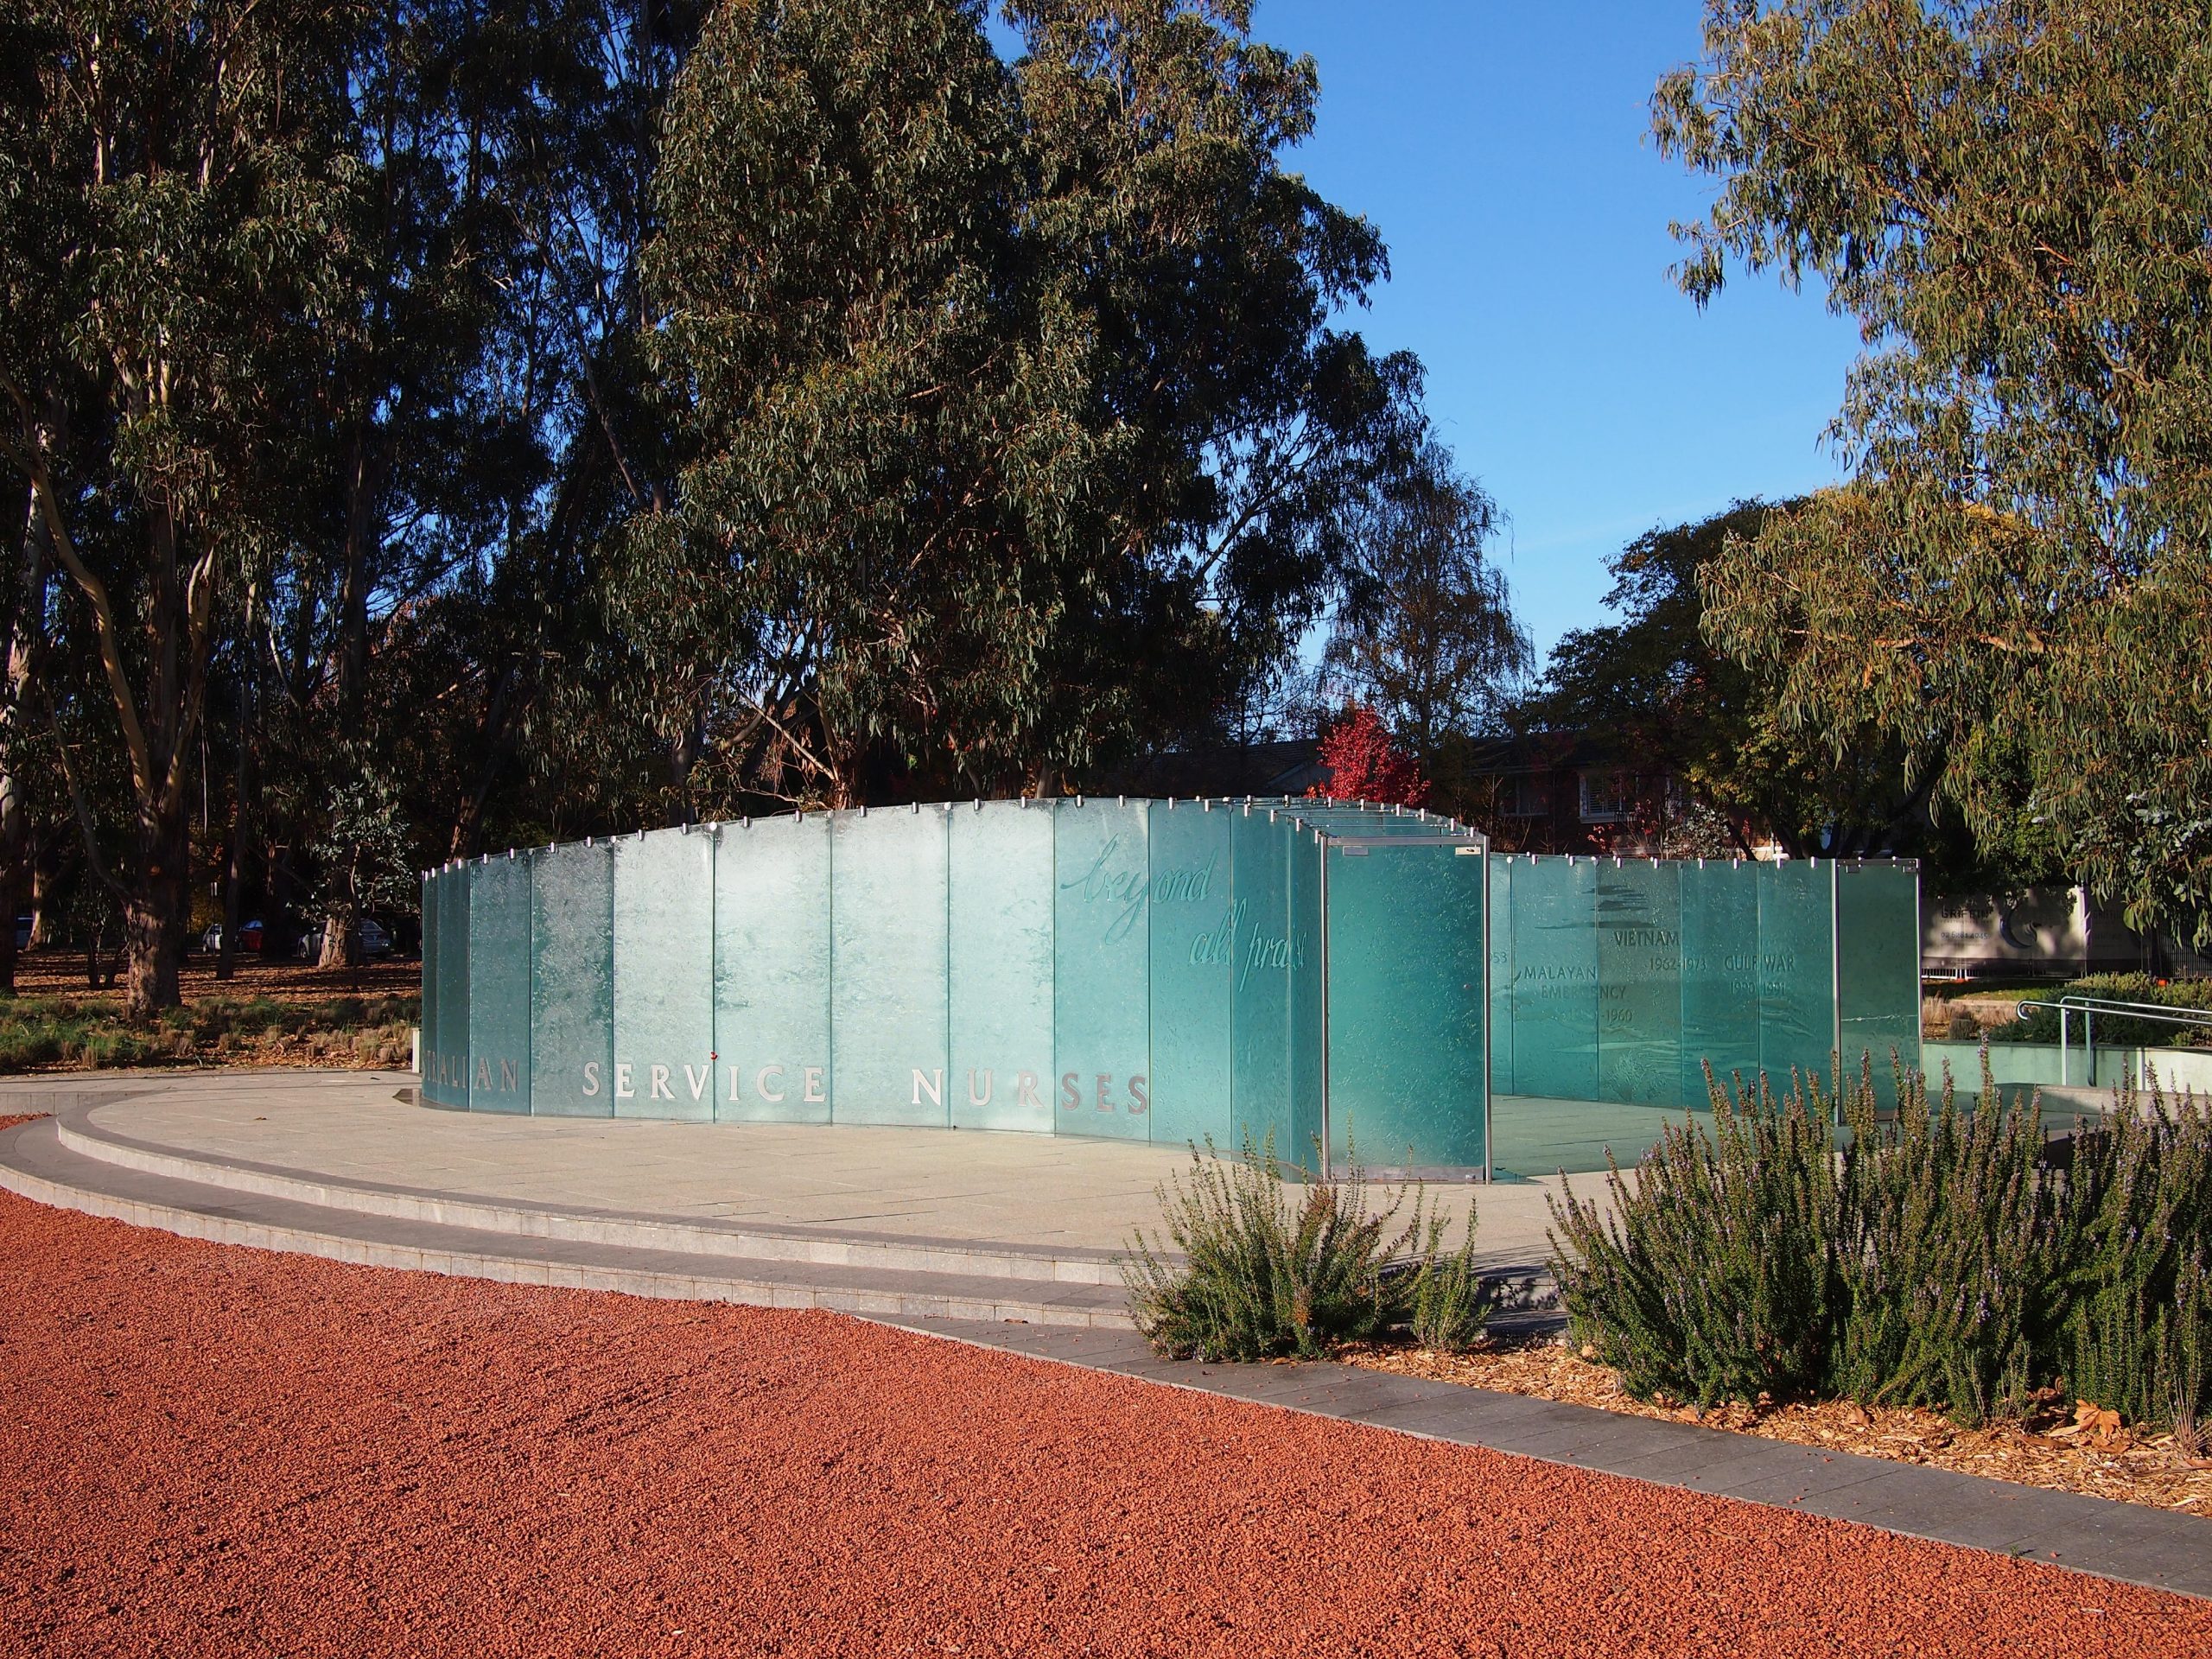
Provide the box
[1340,1335,2212,1516]
[0,956,418,1072]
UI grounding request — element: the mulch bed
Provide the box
[3,1192,2208,1656]
[1342,1338,2212,1517]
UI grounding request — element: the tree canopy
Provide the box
[0,0,1464,1009]
[626,0,1427,806]
[1656,0,2212,937]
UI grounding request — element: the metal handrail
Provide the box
[2013,995,2212,1086]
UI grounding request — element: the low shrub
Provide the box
[1123,1135,1490,1361]
[2060,1085,2212,1447]
[1551,1061,2212,1432]
[1828,1071,2055,1424]
[1408,1214,1491,1354]
[1549,1072,1840,1407]
[0,988,423,1077]
[1997,973,2212,1049]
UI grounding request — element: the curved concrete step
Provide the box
[53,1100,1131,1287]
[0,1117,1136,1328]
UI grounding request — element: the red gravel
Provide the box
[2,1190,2206,1658]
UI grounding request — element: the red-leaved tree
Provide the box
[1310,705,1427,807]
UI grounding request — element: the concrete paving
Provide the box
[0,1070,1584,1268]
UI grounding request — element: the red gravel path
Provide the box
[3,1186,2207,1658]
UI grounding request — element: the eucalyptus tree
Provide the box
[1322,439,1529,782]
[631,0,1427,808]
[1539,501,1957,861]
[1657,1,2212,939]
[0,1,367,1014]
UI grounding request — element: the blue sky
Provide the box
[1245,1,1865,662]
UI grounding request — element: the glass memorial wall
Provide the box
[421,799,1485,1171]
[422,803,1921,1177]
[1485,852,1922,1177]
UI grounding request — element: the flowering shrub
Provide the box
[1551,1062,2211,1435]
[1310,705,1427,808]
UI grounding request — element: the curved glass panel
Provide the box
[467,854,531,1113]
[1325,841,1486,1173]
[612,829,715,1120]
[1145,800,1234,1151]
[1052,798,1151,1141]
[950,802,1054,1131]
[715,814,832,1123]
[530,839,613,1116]
[830,807,950,1126]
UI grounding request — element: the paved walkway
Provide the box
[0,1070,1573,1263]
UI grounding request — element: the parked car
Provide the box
[201,919,266,956]
[293,917,393,960]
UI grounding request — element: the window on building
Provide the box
[1505,774,1547,818]
[1579,770,1632,823]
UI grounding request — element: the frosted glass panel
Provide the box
[950,803,1055,1131]
[1838,862,1920,1108]
[1230,808,1297,1162]
[1145,801,1234,1150]
[467,854,531,1113]
[1325,842,1486,1172]
[1052,798,1151,1141]
[1287,829,1325,1162]
[1597,859,1681,1108]
[715,814,831,1122]
[1758,859,1837,1090]
[1679,859,1761,1103]
[1486,857,1514,1092]
[429,867,472,1107]
[416,804,1918,1178]
[531,839,613,1116]
[1506,857,1599,1100]
[418,873,443,1103]
[612,830,715,1120]
[831,807,950,1126]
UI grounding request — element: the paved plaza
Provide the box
[0,1069,1573,1265]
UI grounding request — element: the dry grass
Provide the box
[0,953,418,1074]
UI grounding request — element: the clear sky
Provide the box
[1246,1,1865,663]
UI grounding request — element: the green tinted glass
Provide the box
[1758,859,1837,1089]
[1506,856,1600,1100]
[950,801,1055,1131]
[1597,859,1682,1108]
[467,854,531,1114]
[830,806,950,1126]
[1145,799,1235,1150]
[1325,842,1486,1173]
[1230,806,1296,1162]
[1052,798,1151,1140]
[1679,859,1761,1102]
[1837,861,1921,1106]
[714,814,832,1122]
[429,866,472,1107]
[530,838,613,1116]
[418,874,442,1102]
[1287,826,1326,1163]
[612,829,716,1119]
